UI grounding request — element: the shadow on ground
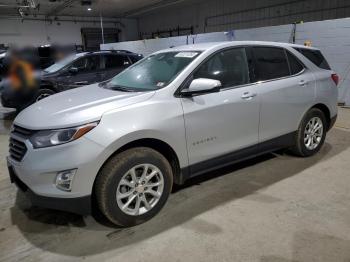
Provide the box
[7,128,350,257]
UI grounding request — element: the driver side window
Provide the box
[194,47,250,88]
[71,55,100,73]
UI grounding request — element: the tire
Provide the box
[291,108,327,157]
[95,147,173,227]
[33,88,55,102]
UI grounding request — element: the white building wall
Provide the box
[101,32,228,56]
[0,16,138,47]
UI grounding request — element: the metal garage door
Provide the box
[81,28,120,51]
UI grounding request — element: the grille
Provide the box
[9,138,27,161]
[9,125,35,162]
[12,125,34,137]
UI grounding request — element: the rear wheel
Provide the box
[291,108,327,157]
[95,147,173,227]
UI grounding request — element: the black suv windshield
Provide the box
[44,53,85,73]
[105,51,201,91]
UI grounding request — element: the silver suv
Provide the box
[7,41,338,226]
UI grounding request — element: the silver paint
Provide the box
[10,41,338,200]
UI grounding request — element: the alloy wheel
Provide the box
[304,117,324,150]
[116,164,164,216]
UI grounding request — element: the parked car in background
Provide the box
[7,41,338,227]
[1,50,143,110]
[0,51,6,82]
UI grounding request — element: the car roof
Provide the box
[88,50,140,56]
[159,41,320,53]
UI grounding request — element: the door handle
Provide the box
[299,80,308,86]
[241,92,257,100]
[74,81,88,85]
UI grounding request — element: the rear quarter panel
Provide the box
[314,70,338,118]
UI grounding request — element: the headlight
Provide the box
[29,122,98,149]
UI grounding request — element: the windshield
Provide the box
[44,53,85,73]
[105,51,201,91]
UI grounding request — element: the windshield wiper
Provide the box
[104,84,135,92]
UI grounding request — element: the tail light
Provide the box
[331,73,339,86]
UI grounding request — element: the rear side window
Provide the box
[129,55,141,63]
[294,48,331,70]
[286,51,304,75]
[104,55,130,69]
[194,47,250,88]
[252,47,290,81]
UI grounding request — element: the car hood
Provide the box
[40,70,57,77]
[14,83,155,130]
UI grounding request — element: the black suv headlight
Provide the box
[29,122,98,149]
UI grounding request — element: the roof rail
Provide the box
[99,49,134,54]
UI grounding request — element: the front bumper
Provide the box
[8,162,91,215]
[7,134,110,215]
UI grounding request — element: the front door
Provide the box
[181,47,260,175]
[59,55,102,89]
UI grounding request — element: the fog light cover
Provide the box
[55,169,77,191]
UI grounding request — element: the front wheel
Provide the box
[34,88,55,102]
[95,147,173,227]
[291,108,327,157]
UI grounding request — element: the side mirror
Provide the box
[69,67,79,75]
[181,78,221,97]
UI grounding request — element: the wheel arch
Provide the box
[90,137,185,217]
[310,103,331,130]
[40,82,58,93]
[97,138,183,185]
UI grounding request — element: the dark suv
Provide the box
[1,50,143,110]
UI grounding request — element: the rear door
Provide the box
[252,46,316,145]
[101,54,131,81]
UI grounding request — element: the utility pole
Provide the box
[100,13,105,45]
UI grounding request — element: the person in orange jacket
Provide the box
[8,53,36,92]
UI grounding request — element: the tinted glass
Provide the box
[294,48,331,70]
[129,55,142,63]
[287,52,304,75]
[106,51,200,91]
[253,47,290,81]
[72,55,100,73]
[105,55,130,69]
[194,48,249,88]
[44,53,85,73]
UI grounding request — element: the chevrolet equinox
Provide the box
[7,41,338,226]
